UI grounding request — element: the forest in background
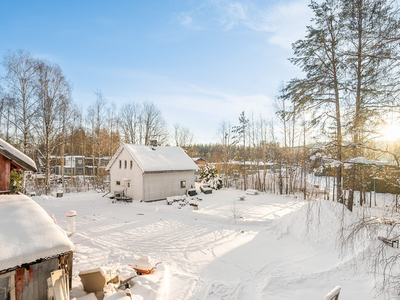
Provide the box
[1,0,400,208]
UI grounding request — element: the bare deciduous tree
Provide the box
[1,50,38,153]
[35,60,71,194]
[173,123,194,147]
[120,102,141,144]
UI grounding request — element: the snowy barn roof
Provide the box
[0,138,37,172]
[0,195,74,271]
[106,144,198,173]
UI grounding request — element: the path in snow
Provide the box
[35,190,376,300]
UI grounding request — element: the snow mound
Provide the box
[132,256,156,271]
[275,200,355,247]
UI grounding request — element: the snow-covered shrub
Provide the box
[10,169,23,193]
[199,163,223,189]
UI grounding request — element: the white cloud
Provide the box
[263,1,314,49]
[179,13,193,27]
[219,2,247,30]
[207,0,313,49]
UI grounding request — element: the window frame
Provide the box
[0,271,16,300]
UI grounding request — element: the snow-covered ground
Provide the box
[34,189,380,299]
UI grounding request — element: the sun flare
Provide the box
[381,124,400,141]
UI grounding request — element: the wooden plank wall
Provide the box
[15,258,58,300]
[0,154,11,191]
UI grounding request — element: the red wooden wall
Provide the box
[0,154,11,192]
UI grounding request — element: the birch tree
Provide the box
[1,50,38,153]
[141,102,168,145]
[35,60,71,194]
[120,102,140,144]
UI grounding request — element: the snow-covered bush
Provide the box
[10,169,23,194]
[199,163,223,189]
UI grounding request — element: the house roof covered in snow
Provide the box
[0,138,37,172]
[0,195,74,271]
[192,157,206,162]
[106,144,198,173]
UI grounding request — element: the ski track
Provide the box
[36,191,377,300]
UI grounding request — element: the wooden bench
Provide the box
[238,194,246,201]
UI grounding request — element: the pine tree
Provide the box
[199,164,223,190]
[285,0,345,202]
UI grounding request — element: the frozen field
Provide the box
[34,189,377,300]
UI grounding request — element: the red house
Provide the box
[192,157,207,166]
[0,138,37,193]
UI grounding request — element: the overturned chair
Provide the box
[79,267,120,297]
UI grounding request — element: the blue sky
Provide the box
[0,0,313,143]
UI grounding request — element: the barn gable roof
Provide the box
[0,138,37,172]
[0,195,74,271]
[106,144,198,173]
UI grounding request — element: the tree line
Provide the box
[0,50,198,192]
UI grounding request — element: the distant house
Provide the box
[0,194,74,299]
[52,155,111,176]
[106,144,198,201]
[0,138,37,194]
[192,157,207,166]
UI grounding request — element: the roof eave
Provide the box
[0,150,37,172]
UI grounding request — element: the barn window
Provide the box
[181,181,186,188]
[119,160,122,168]
[0,271,15,300]
[116,181,121,185]
[125,160,127,169]
[130,160,133,169]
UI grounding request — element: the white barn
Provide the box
[105,144,198,201]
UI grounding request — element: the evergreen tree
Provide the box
[232,111,249,190]
[285,0,345,202]
[199,163,223,190]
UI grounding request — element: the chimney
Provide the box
[149,139,157,150]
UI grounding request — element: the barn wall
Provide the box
[109,148,143,200]
[12,251,73,300]
[0,154,11,192]
[15,258,58,300]
[143,171,195,201]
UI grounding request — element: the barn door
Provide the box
[0,271,16,300]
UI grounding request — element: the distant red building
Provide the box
[0,138,37,193]
[192,157,207,166]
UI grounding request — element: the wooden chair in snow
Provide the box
[378,235,400,248]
